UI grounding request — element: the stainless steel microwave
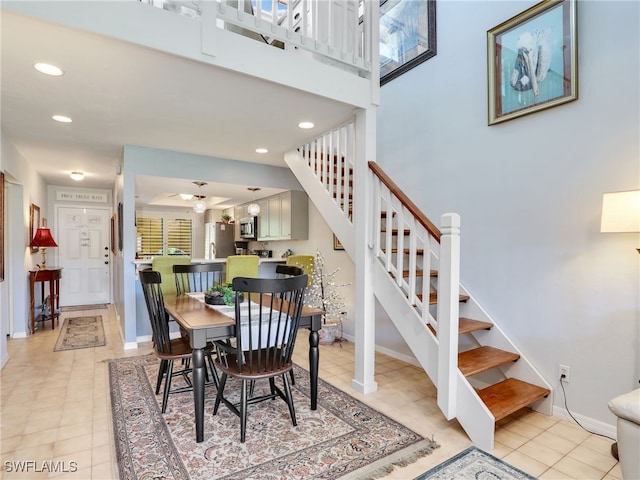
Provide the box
[239,216,258,240]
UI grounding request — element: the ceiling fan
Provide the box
[168,181,208,213]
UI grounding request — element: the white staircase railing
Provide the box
[142,0,374,76]
[288,137,553,450]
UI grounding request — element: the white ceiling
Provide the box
[1,7,356,208]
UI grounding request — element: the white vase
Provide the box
[319,322,340,345]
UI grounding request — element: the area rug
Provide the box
[414,446,537,480]
[109,355,440,479]
[54,315,106,351]
[61,303,108,312]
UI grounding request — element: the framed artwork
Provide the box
[111,214,117,256]
[0,172,4,282]
[379,0,437,86]
[333,234,344,251]
[30,203,40,253]
[487,0,577,125]
[118,202,123,251]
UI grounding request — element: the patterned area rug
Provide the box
[54,316,106,351]
[109,355,440,479]
[61,304,108,312]
[414,446,537,479]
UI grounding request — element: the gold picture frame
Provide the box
[29,203,40,253]
[333,234,344,251]
[487,0,577,125]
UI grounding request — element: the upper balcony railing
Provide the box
[141,0,376,78]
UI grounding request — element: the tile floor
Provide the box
[1,306,622,479]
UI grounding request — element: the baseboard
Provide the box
[12,331,27,339]
[341,332,422,368]
[552,405,617,440]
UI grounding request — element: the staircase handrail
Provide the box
[368,162,441,242]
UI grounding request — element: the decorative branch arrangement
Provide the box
[306,249,349,326]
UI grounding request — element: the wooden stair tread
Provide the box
[458,346,520,377]
[477,378,550,421]
[382,248,425,255]
[381,228,411,236]
[459,317,493,334]
[419,293,470,304]
[390,269,436,279]
[427,317,492,337]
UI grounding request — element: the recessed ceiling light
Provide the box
[52,115,72,123]
[179,193,194,201]
[255,148,268,154]
[70,171,84,181]
[298,121,315,129]
[34,62,64,76]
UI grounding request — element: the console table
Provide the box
[29,267,62,333]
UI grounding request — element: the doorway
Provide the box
[56,206,111,306]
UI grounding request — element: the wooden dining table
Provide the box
[163,293,324,443]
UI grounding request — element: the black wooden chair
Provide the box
[275,264,303,278]
[139,269,218,413]
[173,262,224,295]
[213,274,308,442]
[275,263,304,385]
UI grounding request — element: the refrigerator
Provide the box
[204,222,236,259]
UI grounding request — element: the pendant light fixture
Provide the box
[247,187,261,216]
[192,181,207,213]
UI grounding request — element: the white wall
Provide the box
[0,132,49,358]
[377,1,639,430]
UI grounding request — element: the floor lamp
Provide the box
[600,189,640,460]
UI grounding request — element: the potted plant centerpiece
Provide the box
[307,249,349,345]
[205,283,244,306]
[221,213,232,224]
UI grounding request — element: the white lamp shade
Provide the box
[601,190,640,232]
[247,203,261,216]
[193,199,206,213]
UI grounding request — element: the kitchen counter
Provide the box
[134,257,284,266]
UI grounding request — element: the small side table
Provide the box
[29,267,63,334]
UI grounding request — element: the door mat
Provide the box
[109,355,440,479]
[61,304,108,312]
[54,315,106,351]
[414,446,537,479]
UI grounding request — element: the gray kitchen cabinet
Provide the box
[256,190,308,241]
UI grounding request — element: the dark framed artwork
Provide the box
[0,172,4,282]
[111,214,117,256]
[30,203,40,253]
[379,0,437,86]
[333,234,344,251]
[118,202,123,251]
[487,0,577,125]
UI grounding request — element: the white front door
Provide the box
[56,206,111,306]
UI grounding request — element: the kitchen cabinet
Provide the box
[257,190,308,241]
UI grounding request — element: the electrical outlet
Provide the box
[559,364,571,383]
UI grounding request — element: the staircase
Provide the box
[285,122,552,451]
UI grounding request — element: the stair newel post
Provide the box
[436,213,461,420]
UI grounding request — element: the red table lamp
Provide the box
[29,227,58,267]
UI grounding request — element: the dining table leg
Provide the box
[192,347,206,443]
[308,329,319,410]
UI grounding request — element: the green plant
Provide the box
[206,283,236,306]
[221,213,232,223]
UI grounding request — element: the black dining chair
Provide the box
[213,274,308,442]
[173,262,225,295]
[275,264,304,385]
[275,264,304,278]
[139,269,219,413]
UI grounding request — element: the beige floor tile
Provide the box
[517,438,565,467]
[569,443,618,473]
[553,456,608,480]
[503,450,550,477]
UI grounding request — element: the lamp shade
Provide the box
[600,190,640,233]
[29,228,58,248]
